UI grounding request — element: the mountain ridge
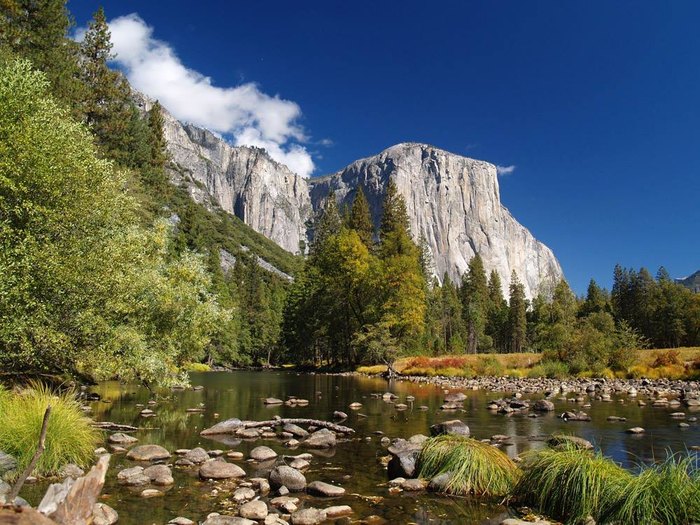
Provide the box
[141,94,564,298]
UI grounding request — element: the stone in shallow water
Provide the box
[140,488,164,498]
[626,427,645,434]
[200,418,243,436]
[92,503,119,525]
[108,432,138,445]
[144,464,174,485]
[117,466,150,486]
[283,423,309,438]
[250,445,278,461]
[306,480,345,497]
[270,465,306,491]
[199,460,246,479]
[302,428,336,449]
[325,505,353,518]
[291,508,327,525]
[430,420,470,437]
[168,518,195,525]
[126,444,171,461]
[203,516,257,525]
[184,447,211,464]
[239,500,268,520]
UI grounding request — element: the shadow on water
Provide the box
[20,371,700,524]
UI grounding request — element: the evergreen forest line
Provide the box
[1,2,699,388]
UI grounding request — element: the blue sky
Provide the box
[69,1,700,294]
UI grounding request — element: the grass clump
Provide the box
[0,382,101,478]
[417,435,520,497]
[514,444,632,524]
[612,455,700,525]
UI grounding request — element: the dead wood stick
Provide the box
[8,405,52,503]
[242,418,354,434]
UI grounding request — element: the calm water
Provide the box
[22,371,700,524]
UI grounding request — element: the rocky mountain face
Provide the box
[677,271,700,293]
[154,100,563,298]
[147,96,312,254]
[310,143,563,298]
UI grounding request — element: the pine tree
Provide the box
[348,186,373,248]
[79,7,132,161]
[311,191,342,256]
[147,101,168,170]
[460,254,489,353]
[486,270,508,352]
[580,279,609,317]
[380,179,410,240]
[508,271,527,353]
[0,0,83,114]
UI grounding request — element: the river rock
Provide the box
[233,487,256,502]
[333,411,348,420]
[289,458,310,470]
[251,477,271,495]
[250,446,278,461]
[270,465,307,491]
[430,420,470,437]
[168,518,196,525]
[237,428,262,439]
[533,399,555,412]
[325,505,353,518]
[203,516,257,525]
[428,472,453,493]
[626,427,645,434]
[560,411,591,422]
[401,478,429,491]
[547,434,594,450]
[144,464,174,485]
[199,460,246,479]
[264,397,284,405]
[92,503,119,525]
[140,488,164,498]
[307,480,345,497]
[201,418,244,435]
[283,423,309,438]
[349,402,362,409]
[59,463,85,479]
[126,444,171,461]
[184,447,211,464]
[387,440,423,478]
[0,451,18,474]
[302,428,336,448]
[117,466,150,485]
[291,508,327,525]
[239,500,268,520]
[444,392,467,403]
[108,432,138,445]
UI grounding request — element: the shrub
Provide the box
[417,435,520,497]
[475,355,505,377]
[0,382,101,478]
[184,362,212,373]
[652,349,682,368]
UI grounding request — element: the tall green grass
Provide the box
[514,444,632,523]
[417,435,520,496]
[612,455,700,525]
[0,382,101,478]
[515,445,700,525]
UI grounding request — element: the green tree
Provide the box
[460,254,489,353]
[508,271,527,353]
[0,59,228,386]
[79,7,133,162]
[348,186,373,248]
[486,270,509,352]
[0,0,83,114]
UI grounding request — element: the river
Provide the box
[21,371,700,524]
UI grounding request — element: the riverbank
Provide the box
[356,347,700,381]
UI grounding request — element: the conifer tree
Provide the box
[508,271,527,353]
[460,254,489,353]
[0,0,83,113]
[79,7,132,161]
[348,186,373,248]
[380,179,410,240]
[486,270,509,352]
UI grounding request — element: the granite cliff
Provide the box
[151,99,563,298]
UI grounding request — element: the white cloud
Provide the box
[102,14,315,177]
[496,164,516,176]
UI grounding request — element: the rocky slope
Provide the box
[310,143,563,298]
[147,96,312,254]
[152,98,563,297]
